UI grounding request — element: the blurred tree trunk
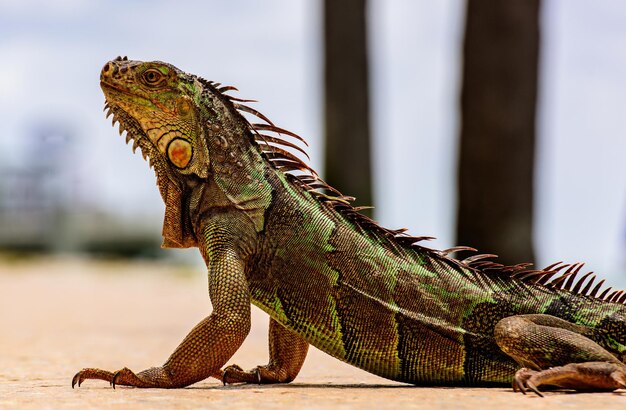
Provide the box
[324,0,372,212]
[457,0,540,265]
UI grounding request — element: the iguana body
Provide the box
[73,58,626,395]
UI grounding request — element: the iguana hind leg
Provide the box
[495,314,626,395]
[221,317,309,384]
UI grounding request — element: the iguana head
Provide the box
[100,56,209,180]
[99,57,276,247]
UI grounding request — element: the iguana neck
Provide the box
[161,126,274,249]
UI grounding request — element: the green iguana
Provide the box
[72,57,626,396]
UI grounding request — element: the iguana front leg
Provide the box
[220,317,309,384]
[495,314,626,396]
[73,221,252,388]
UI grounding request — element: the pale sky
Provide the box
[0,0,625,284]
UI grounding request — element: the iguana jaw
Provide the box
[103,101,163,171]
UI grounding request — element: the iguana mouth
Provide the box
[100,80,130,95]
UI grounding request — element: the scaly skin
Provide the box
[72,57,626,395]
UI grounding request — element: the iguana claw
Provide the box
[512,368,542,396]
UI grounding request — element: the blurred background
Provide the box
[0,0,624,286]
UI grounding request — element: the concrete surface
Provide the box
[0,257,624,409]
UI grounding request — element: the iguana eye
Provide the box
[142,69,164,86]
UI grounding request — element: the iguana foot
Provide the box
[513,362,626,397]
[221,363,296,384]
[72,366,173,388]
[222,364,261,384]
[219,318,309,385]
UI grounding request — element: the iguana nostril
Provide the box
[103,63,110,73]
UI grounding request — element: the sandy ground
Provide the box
[0,257,624,409]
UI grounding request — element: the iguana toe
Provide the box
[71,368,115,388]
[71,366,158,388]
